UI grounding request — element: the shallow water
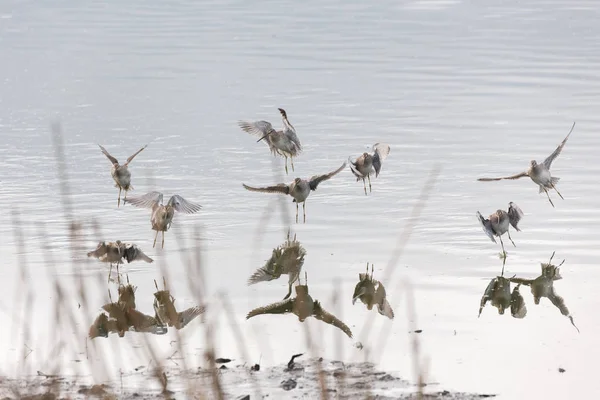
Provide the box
[2,0,600,398]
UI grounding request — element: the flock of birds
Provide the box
[86,109,578,339]
[86,108,393,339]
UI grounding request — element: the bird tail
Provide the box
[539,177,560,193]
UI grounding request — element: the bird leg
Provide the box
[367,174,372,193]
[118,187,122,207]
[498,235,507,258]
[295,202,299,224]
[551,183,564,200]
[363,179,367,196]
[108,263,113,284]
[507,230,516,247]
[162,231,165,249]
[303,202,306,223]
[543,188,555,208]
[501,253,507,277]
[284,156,289,175]
[124,189,128,203]
[290,156,295,172]
[153,230,159,248]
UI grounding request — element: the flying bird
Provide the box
[238,108,302,174]
[348,143,391,195]
[124,191,202,248]
[246,275,353,338]
[509,252,579,332]
[242,161,346,223]
[476,202,524,273]
[477,122,575,207]
[98,144,147,207]
[351,263,394,319]
[247,231,306,299]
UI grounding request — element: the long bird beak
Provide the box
[256,133,270,143]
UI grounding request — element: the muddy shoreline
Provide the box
[1,358,495,399]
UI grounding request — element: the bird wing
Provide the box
[87,242,107,259]
[98,145,119,166]
[476,212,496,243]
[479,278,497,317]
[176,306,205,329]
[507,202,524,231]
[168,195,202,214]
[124,144,148,166]
[477,171,529,181]
[125,191,163,209]
[285,130,303,153]
[548,288,580,332]
[377,297,395,319]
[507,277,535,286]
[238,120,275,137]
[510,286,527,319]
[246,298,294,319]
[372,143,391,177]
[242,183,290,195]
[308,161,347,191]
[127,309,160,333]
[374,282,394,318]
[123,244,153,263]
[247,266,276,285]
[348,155,365,180]
[543,122,575,169]
[312,301,353,338]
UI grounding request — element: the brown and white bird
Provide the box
[87,241,153,280]
[476,202,524,263]
[124,191,202,248]
[247,231,306,299]
[238,108,302,174]
[246,275,353,338]
[242,161,346,223]
[351,263,394,319]
[98,144,147,207]
[348,143,391,195]
[477,122,575,207]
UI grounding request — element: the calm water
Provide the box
[2,0,600,398]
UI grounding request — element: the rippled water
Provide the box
[2,0,600,398]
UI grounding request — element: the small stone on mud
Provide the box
[281,378,297,391]
[559,368,566,373]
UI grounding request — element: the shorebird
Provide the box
[242,161,346,223]
[87,241,154,281]
[476,202,524,271]
[477,122,575,207]
[153,279,205,330]
[348,143,391,195]
[509,252,579,332]
[124,191,202,248]
[479,276,511,317]
[247,231,306,299]
[510,284,527,319]
[246,274,353,338]
[98,144,147,207]
[101,298,167,336]
[238,108,302,174]
[351,263,394,319]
